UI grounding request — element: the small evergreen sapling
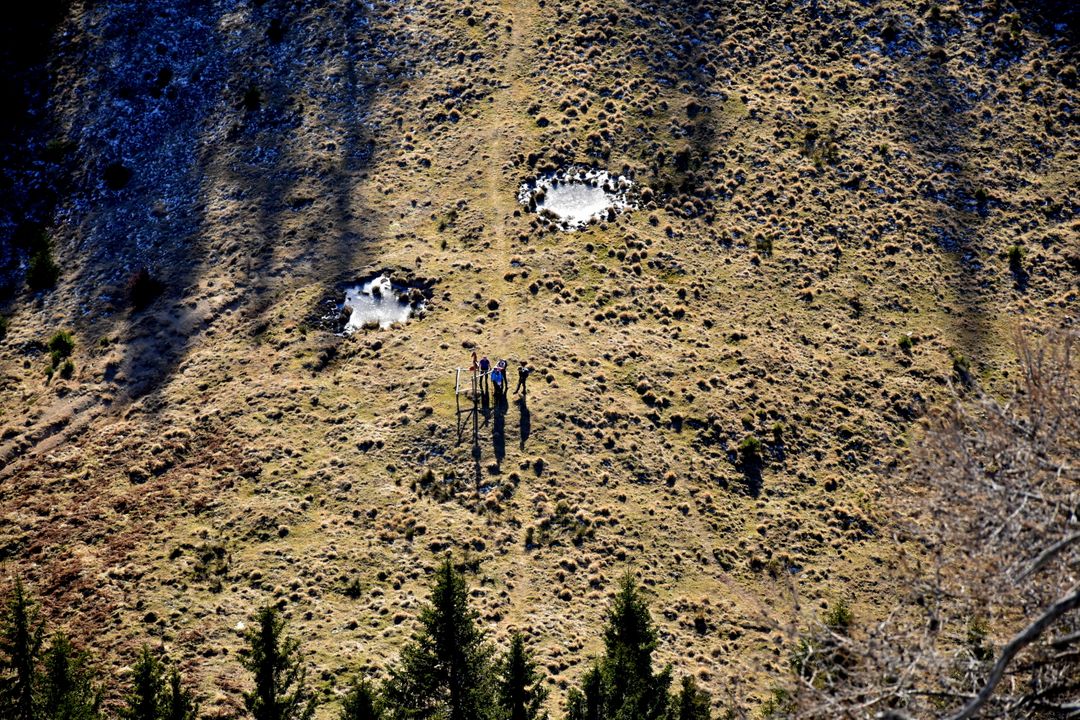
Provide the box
[163,667,199,720]
[121,646,164,720]
[27,235,60,291]
[497,632,548,720]
[382,557,497,720]
[39,633,102,720]
[0,577,44,720]
[241,606,317,720]
[567,573,672,720]
[340,677,381,720]
[671,676,711,720]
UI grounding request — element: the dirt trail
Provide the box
[482,0,546,634]
[483,0,531,339]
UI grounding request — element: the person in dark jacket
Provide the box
[514,361,532,396]
[479,355,490,393]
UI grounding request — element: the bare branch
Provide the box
[943,586,1080,720]
[1050,629,1080,648]
[1017,532,1080,581]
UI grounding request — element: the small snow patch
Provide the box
[518,168,635,230]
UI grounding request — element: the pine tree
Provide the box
[383,557,496,720]
[670,676,711,720]
[497,633,547,720]
[122,646,165,720]
[566,573,672,720]
[340,677,381,720]
[604,572,659,679]
[162,667,198,720]
[0,577,44,720]
[604,572,671,719]
[241,606,317,720]
[39,634,101,720]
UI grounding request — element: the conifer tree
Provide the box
[566,573,671,720]
[0,577,44,720]
[121,646,165,720]
[340,677,381,720]
[497,632,547,720]
[39,633,101,720]
[382,557,496,720]
[162,667,198,720]
[241,606,317,720]
[669,676,711,720]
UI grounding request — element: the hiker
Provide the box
[479,356,491,392]
[491,364,504,397]
[497,360,509,392]
[514,361,531,396]
[470,351,479,373]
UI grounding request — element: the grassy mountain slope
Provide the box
[0,0,1076,715]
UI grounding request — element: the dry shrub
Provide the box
[779,331,1080,720]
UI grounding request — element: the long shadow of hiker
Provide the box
[472,436,482,489]
[517,395,531,450]
[492,392,507,464]
[480,384,491,427]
